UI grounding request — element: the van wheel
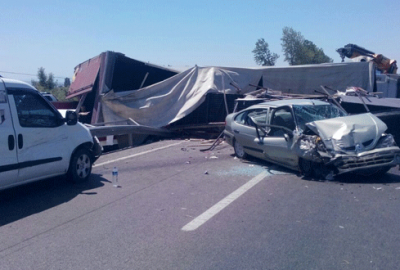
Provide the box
[234,139,247,159]
[67,148,92,183]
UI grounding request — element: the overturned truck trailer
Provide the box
[67,51,178,146]
[68,51,179,125]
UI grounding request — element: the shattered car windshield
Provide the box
[293,104,347,131]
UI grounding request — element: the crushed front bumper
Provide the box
[328,146,400,175]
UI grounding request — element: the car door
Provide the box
[8,89,70,182]
[261,106,298,168]
[0,84,19,188]
[232,109,268,159]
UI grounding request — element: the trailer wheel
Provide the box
[67,148,92,183]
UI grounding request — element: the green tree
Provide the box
[281,27,332,65]
[281,27,304,65]
[64,77,71,87]
[31,67,70,101]
[51,86,69,101]
[37,67,47,87]
[47,73,56,89]
[252,38,279,66]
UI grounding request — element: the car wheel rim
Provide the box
[76,154,91,178]
[234,141,245,158]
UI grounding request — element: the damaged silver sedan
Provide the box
[224,99,400,178]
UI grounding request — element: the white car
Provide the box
[0,77,102,190]
[224,99,400,178]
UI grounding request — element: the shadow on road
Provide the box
[0,174,108,226]
[232,154,400,184]
[332,170,400,184]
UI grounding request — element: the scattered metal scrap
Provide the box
[200,131,225,152]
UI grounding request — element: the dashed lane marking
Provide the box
[181,170,269,231]
[93,142,183,168]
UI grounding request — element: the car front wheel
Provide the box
[234,139,247,159]
[299,158,313,177]
[67,148,93,183]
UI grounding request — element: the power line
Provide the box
[0,70,69,79]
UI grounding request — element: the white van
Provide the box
[0,77,102,190]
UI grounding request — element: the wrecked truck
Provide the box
[224,99,400,178]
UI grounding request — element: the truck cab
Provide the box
[0,78,102,190]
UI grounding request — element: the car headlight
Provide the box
[376,134,396,148]
[300,137,316,150]
[299,136,327,152]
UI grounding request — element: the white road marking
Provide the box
[93,142,182,167]
[181,171,269,231]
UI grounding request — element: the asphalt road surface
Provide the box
[1,139,400,270]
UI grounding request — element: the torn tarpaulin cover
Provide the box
[100,62,373,128]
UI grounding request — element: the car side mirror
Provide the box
[66,111,78,125]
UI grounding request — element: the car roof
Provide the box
[246,98,330,109]
[0,78,38,91]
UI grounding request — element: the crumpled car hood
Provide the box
[305,113,387,152]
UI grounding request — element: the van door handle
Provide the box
[234,129,239,134]
[18,134,23,149]
[8,135,15,150]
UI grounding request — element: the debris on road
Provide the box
[112,167,119,187]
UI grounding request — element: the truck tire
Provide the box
[67,148,92,183]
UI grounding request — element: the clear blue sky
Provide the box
[1,0,399,83]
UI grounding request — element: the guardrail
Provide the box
[85,118,173,148]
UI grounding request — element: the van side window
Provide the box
[13,93,59,128]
